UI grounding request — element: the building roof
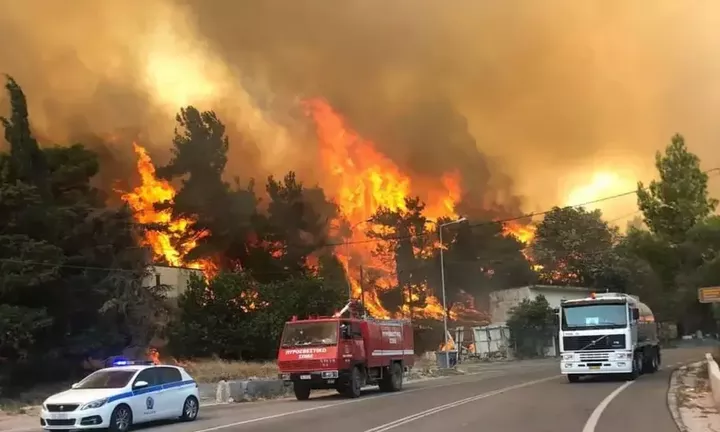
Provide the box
[511,284,592,292]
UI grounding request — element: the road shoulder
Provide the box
[670,361,720,432]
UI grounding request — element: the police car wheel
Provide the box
[109,404,133,432]
[180,396,199,421]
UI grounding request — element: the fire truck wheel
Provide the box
[344,367,362,398]
[293,383,311,400]
[380,363,403,392]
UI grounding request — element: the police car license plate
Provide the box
[49,413,69,420]
[589,365,600,370]
[300,374,311,380]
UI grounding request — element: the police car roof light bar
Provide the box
[111,359,155,367]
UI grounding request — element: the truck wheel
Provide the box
[567,374,580,383]
[647,349,660,373]
[641,349,658,374]
[379,363,403,392]
[344,367,362,398]
[626,353,641,381]
[293,383,311,400]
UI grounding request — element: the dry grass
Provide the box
[0,381,72,414]
[175,358,279,383]
[177,355,443,383]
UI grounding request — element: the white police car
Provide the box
[40,360,199,431]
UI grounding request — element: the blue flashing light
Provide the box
[109,358,155,367]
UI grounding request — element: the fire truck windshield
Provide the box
[562,304,628,330]
[280,321,338,347]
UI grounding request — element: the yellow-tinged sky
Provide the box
[2,0,720,224]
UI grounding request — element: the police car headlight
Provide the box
[80,398,108,410]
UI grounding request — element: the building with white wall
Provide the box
[143,265,203,299]
[484,285,592,357]
[489,284,592,324]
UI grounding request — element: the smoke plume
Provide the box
[3,0,720,217]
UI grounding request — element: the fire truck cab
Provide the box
[277,300,414,400]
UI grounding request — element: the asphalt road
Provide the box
[17,346,706,432]
[125,346,705,432]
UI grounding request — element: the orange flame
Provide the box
[503,221,536,245]
[306,99,463,320]
[120,143,215,277]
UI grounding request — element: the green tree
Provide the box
[168,272,345,360]
[157,106,257,269]
[506,295,556,358]
[674,216,720,332]
[367,197,433,315]
[530,206,619,288]
[0,77,164,391]
[0,76,48,195]
[438,221,535,312]
[637,134,717,242]
[249,172,338,282]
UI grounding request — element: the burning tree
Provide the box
[119,97,538,326]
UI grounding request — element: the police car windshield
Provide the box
[562,304,627,330]
[75,370,136,389]
[281,322,338,347]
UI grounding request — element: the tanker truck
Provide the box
[559,292,660,382]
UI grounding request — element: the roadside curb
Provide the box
[667,360,703,432]
[0,359,538,420]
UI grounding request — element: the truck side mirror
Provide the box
[632,309,640,321]
[341,326,352,340]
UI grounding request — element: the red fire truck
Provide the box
[277,300,415,400]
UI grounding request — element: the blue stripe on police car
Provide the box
[106,380,196,403]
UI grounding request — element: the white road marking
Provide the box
[362,376,560,432]
[192,371,554,432]
[581,381,635,432]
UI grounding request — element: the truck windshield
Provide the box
[562,304,628,330]
[280,322,338,347]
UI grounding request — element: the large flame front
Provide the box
[121,143,213,275]
[306,99,468,319]
[121,100,536,319]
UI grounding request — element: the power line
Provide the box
[2,168,718,273]
[324,167,720,247]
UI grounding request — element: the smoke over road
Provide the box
[2,0,720,218]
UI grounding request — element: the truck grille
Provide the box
[578,352,610,362]
[563,334,626,351]
[46,404,79,412]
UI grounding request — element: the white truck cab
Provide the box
[559,292,661,382]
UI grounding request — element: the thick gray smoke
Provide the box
[2,0,720,219]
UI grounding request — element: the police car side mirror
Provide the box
[133,380,149,389]
[71,383,79,389]
[632,309,640,321]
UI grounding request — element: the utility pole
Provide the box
[406,283,413,321]
[439,217,467,364]
[346,219,372,300]
[359,265,366,318]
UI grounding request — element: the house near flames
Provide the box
[454,285,592,359]
[143,265,203,299]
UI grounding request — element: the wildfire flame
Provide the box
[120,143,215,277]
[503,221,536,245]
[305,99,473,320]
[120,100,537,321]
